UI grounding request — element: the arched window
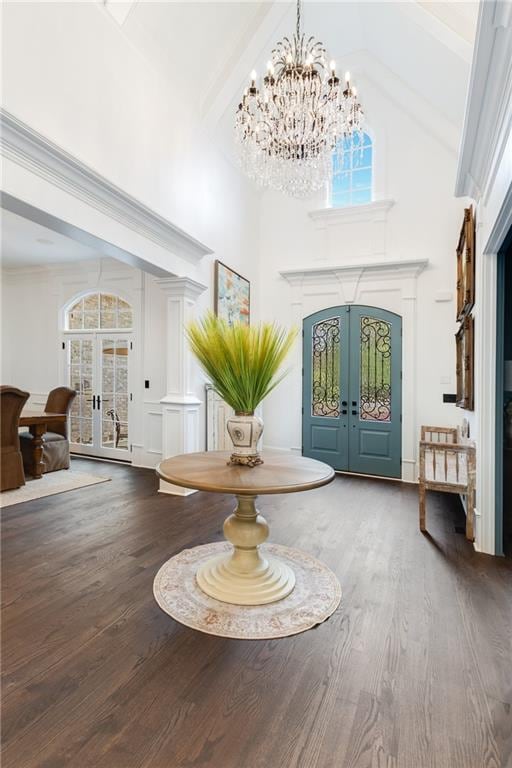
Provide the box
[66,292,133,330]
[331,132,373,208]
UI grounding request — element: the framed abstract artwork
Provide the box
[456,206,475,321]
[214,260,250,325]
[456,314,474,411]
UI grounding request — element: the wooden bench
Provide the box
[419,425,476,541]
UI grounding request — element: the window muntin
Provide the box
[331,132,372,208]
[66,293,133,330]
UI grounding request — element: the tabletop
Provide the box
[19,411,66,426]
[157,451,335,496]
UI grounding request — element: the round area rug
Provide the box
[153,542,341,640]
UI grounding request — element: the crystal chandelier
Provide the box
[235,0,364,198]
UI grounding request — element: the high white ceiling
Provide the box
[109,0,479,140]
[1,209,101,268]
[418,2,478,43]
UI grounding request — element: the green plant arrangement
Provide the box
[186,312,297,466]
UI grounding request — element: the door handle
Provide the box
[92,395,97,410]
[97,394,101,409]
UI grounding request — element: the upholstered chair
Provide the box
[1,386,30,492]
[20,387,76,475]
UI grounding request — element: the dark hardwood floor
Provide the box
[2,458,511,768]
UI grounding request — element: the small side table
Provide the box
[157,450,334,606]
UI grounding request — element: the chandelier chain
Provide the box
[296,0,301,40]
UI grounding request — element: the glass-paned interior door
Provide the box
[100,337,129,458]
[68,337,94,447]
[65,333,131,460]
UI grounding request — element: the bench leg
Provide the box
[465,494,475,542]
[419,482,426,532]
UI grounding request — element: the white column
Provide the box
[156,276,207,496]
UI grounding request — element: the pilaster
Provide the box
[156,276,207,495]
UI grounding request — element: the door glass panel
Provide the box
[360,316,391,422]
[101,339,129,451]
[68,339,93,444]
[311,317,341,417]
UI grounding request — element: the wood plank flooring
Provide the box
[2,458,511,768]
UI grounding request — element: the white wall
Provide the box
[1,1,475,485]
[0,258,169,467]
[452,0,512,554]
[1,0,260,322]
[258,75,470,481]
[1,2,260,280]
[458,111,512,554]
[1,1,261,468]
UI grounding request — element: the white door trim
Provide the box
[62,329,133,462]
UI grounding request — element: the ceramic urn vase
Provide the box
[226,412,264,467]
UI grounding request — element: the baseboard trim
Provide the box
[263,445,417,483]
[70,453,131,466]
[335,470,417,484]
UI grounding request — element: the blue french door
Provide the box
[302,305,402,478]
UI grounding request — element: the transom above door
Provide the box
[302,305,402,478]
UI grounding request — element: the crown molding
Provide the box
[0,109,213,263]
[484,178,512,255]
[308,199,395,229]
[455,1,512,201]
[279,258,428,286]
[156,276,208,301]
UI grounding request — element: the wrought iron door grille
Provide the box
[311,316,341,417]
[360,315,391,421]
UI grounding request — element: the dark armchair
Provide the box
[20,387,76,475]
[1,386,30,492]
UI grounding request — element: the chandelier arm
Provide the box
[234,0,364,197]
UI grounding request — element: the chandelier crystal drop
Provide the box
[235,0,364,198]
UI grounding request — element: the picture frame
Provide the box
[214,260,250,326]
[456,206,475,321]
[456,314,474,411]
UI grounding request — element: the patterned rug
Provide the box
[0,471,110,508]
[153,542,341,640]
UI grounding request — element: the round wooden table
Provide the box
[157,451,335,606]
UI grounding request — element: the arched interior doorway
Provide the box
[302,304,402,478]
[62,292,133,461]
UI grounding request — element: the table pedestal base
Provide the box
[195,495,295,606]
